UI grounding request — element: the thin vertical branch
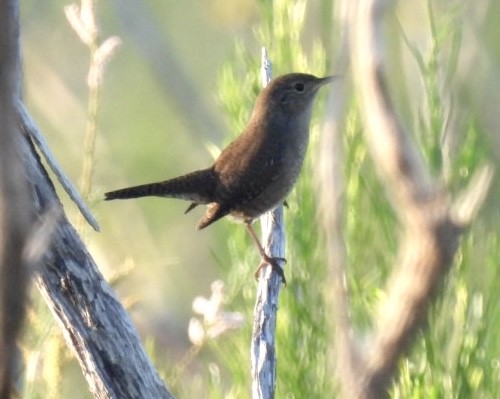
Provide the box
[251,48,285,399]
[65,0,121,231]
[79,38,100,211]
[0,0,33,396]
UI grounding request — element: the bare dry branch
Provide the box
[251,48,285,399]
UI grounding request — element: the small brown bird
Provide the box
[105,73,332,283]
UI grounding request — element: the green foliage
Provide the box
[343,104,399,328]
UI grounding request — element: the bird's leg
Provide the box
[245,222,286,285]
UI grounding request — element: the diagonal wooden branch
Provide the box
[325,0,496,398]
[19,107,174,398]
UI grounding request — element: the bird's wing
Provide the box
[213,133,286,207]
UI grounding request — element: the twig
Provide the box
[18,102,100,232]
[251,48,285,399]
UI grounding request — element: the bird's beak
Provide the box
[318,75,338,86]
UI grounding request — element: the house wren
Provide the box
[105,73,332,283]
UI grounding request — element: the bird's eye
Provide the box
[294,82,305,92]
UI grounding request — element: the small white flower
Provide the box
[188,280,245,346]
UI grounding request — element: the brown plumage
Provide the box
[105,73,333,283]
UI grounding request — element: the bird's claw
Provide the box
[254,255,287,286]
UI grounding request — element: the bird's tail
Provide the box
[104,168,217,204]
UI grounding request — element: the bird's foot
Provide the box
[254,255,287,286]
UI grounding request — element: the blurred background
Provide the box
[20,0,500,398]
